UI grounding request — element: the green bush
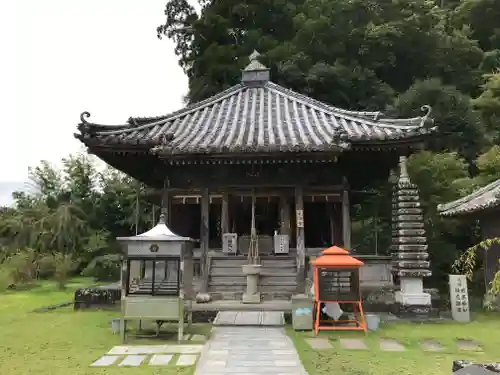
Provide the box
[81,254,121,282]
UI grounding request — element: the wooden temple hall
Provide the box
[75,51,434,302]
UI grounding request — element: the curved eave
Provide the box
[75,81,432,156]
[438,179,500,217]
[438,198,500,217]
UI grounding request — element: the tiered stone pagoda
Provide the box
[75,50,434,307]
[391,156,432,316]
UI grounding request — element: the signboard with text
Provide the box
[449,274,470,322]
[317,268,359,301]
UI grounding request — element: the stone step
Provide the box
[210,269,296,277]
[260,276,297,284]
[208,292,294,301]
[209,279,297,287]
[261,261,297,267]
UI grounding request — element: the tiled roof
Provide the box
[75,52,432,155]
[76,81,432,155]
[438,179,500,217]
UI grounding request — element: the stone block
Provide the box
[379,339,405,351]
[90,355,119,367]
[339,338,368,350]
[456,339,482,351]
[420,340,443,352]
[305,338,332,349]
[149,354,173,366]
[190,334,206,342]
[118,355,147,366]
[176,354,198,366]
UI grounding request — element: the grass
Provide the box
[288,314,500,375]
[0,278,210,375]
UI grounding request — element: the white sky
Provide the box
[0,0,188,185]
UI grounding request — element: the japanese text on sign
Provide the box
[449,274,470,322]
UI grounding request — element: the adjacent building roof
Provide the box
[75,51,433,156]
[438,178,500,217]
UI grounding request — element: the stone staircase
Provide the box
[208,255,297,301]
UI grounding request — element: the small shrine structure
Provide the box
[312,246,366,333]
[116,214,195,343]
[75,50,434,313]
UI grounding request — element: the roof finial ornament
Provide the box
[158,213,166,225]
[249,50,260,62]
[420,105,433,124]
[80,111,91,124]
[242,49,270,84]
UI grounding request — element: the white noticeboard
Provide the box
[449,274,471,322]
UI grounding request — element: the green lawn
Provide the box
[0,279,209,375]
[289,314,500,375]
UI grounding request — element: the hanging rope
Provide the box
[135,182,140,235]
[248,189,259,264]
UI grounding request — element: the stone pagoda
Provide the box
[391,156,432,317]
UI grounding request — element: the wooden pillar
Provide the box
[280,195,291,237]
[161,189,171,225]
[200,188,210,292]
[221,192,229,234]
[342,178,351,250]
[295,186,306,294]
[326,203,335,245]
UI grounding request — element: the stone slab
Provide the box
[108,344,203,355]
[177,354,198,366]
[456,339,482,351]
[203,359,227,367]
[262,311,285,325]
[235,311,261,325]
[214,311,284,326]
[275,359,301,367]
[190,334,207,342]
[340,338,368,350]
[149,354,173,366]
[183,334,191,340]
[420,340,443,352]
[379,339,405,351]
[118,355,147,366]
[306,337,333,349]
[90,355,120,367]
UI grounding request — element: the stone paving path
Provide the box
[214,311,285,326]
[90,341,205,368]
[91,353,198,367]
[305,337,484,352]
[194,327,308,375]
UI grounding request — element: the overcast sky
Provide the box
[0,0,188,200]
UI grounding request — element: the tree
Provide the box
[160,0,484,108]
[472,71,500,141]
[393,78,486,165]
[454,0,500,53]
[0,153,157,284]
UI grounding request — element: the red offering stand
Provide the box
[312,246,367,334]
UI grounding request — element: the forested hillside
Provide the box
[1,0,499,293]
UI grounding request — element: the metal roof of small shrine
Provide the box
[438,178,500,217]
[75,51,433,155]
[116,214,193,242]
